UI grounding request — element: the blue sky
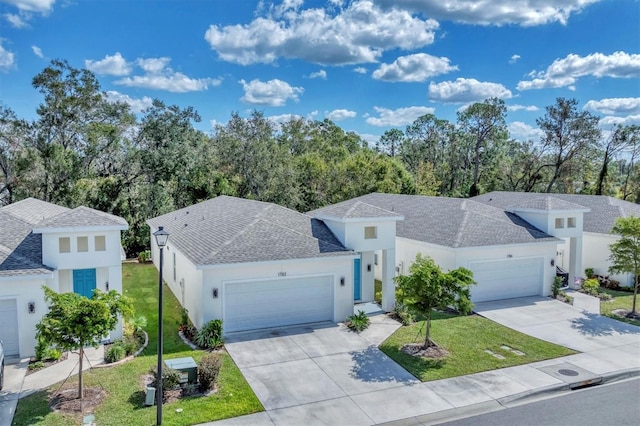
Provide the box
[1,0,639,144]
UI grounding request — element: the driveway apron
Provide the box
[474,296,640,353]
[225,321,418,420]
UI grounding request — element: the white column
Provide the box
[569,236,583,289]
[381,248,396,312]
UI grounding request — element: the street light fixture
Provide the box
[153,226,169,426]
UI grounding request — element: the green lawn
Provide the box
[13,263,263,426]
[379,311,577,382]
[600,289,640,327]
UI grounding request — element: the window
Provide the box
[555,218,565,229]
[59,237,70,253]
[568,217,577,228]
[95,236,106,251]
[364,226,377,239]
[77,236,89,252]
[173,252,177,281]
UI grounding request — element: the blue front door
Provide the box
[354,258,361,301]
[73,269,96,298]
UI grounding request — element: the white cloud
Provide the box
[117,73,220,93]
[309,69,327,79]
[357,132,380,146]
[0,42,16,70]
[85,52,132,76]
[372,53,457,82]
[509,54,520,64]
[366,106,435,126]
[375,0,601,26]
[507,104,539,112]
[239,79,304,106]
[508,121,543,141]
[354,67,367,74]
[4,13,28,28]
[31,45,43,58]
[204,0,438,65]
[110,55,220,93]
[517,51,640,90]
[268,113,302,124]
[326,109,356,121]
[598,114,640,127]
[428,78,512,103]
[137,57,170,73]
[105,91,153,113]
[584,97,640,116]
[2,0,56,13]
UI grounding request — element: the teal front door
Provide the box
[354,258,361,301]
[73,269,96,298]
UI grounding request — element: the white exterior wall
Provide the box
[394,237,456,274]
[41,229,124,340]
[0,276,53,358]
[149,232,205,329]
[547,213,584,239]
[202,256,355,331]
[360,251,375,302]
[41,230,123,269]
[582,233,630,286]
[455,242,558,296]
[342,220,396,252]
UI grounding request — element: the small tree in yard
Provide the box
[609,216,640,316]
[36,287,133,400]
[395,254,475,348]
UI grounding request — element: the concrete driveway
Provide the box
[474,296,640,353]
[225,319,424,424]
[0,359,28,426]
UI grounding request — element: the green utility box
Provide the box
[165,357,198,384]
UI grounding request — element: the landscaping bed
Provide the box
[13,263,263,425]
[600,289,640,327]
[379,310,577,382]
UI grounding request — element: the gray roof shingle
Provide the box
[34,206,128,230]
[147,196,354,267]
[340,193,559,248]
[308,200,403,220]
[507,196,590,212]
[473,192,640,234]
[0,198,69,225]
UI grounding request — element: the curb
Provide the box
[498,367,640,406]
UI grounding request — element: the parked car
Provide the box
[0,340,4,390]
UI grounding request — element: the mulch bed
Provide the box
[401,343,450,359]
[50,387,107,420]
[612,308,640,320]
[25,352,69,376]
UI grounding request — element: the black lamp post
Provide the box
[153,226,169,425]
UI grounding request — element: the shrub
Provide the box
[584,267,595,278]
[604,279,621,290]
[34,337,62,362]
[346,310,370,332]
[105,342,126,363]
[598,292,613,301]
[581,278,600,296]
[138,250,151,263]
[392,303,415,326]
[198,352,222,392]
[149,366,181,392]
[552,276,564,298]
[180,308,190,328]
[195,319,224,350]
[122,335,138,356]
[28,361,44,371]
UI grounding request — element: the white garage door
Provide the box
[469,257,543,303]
[0,299,19,357]
[224,276,334,333]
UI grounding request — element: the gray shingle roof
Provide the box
[34,206,128,230]
[507,196,590,212]
[308,200,403,220]
[0,198,69,225]
[0,198,126,277]
[473,192,640,234]
[147,196,354,267]
[345,193,558,248]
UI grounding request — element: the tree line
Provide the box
[1,60,638,256]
